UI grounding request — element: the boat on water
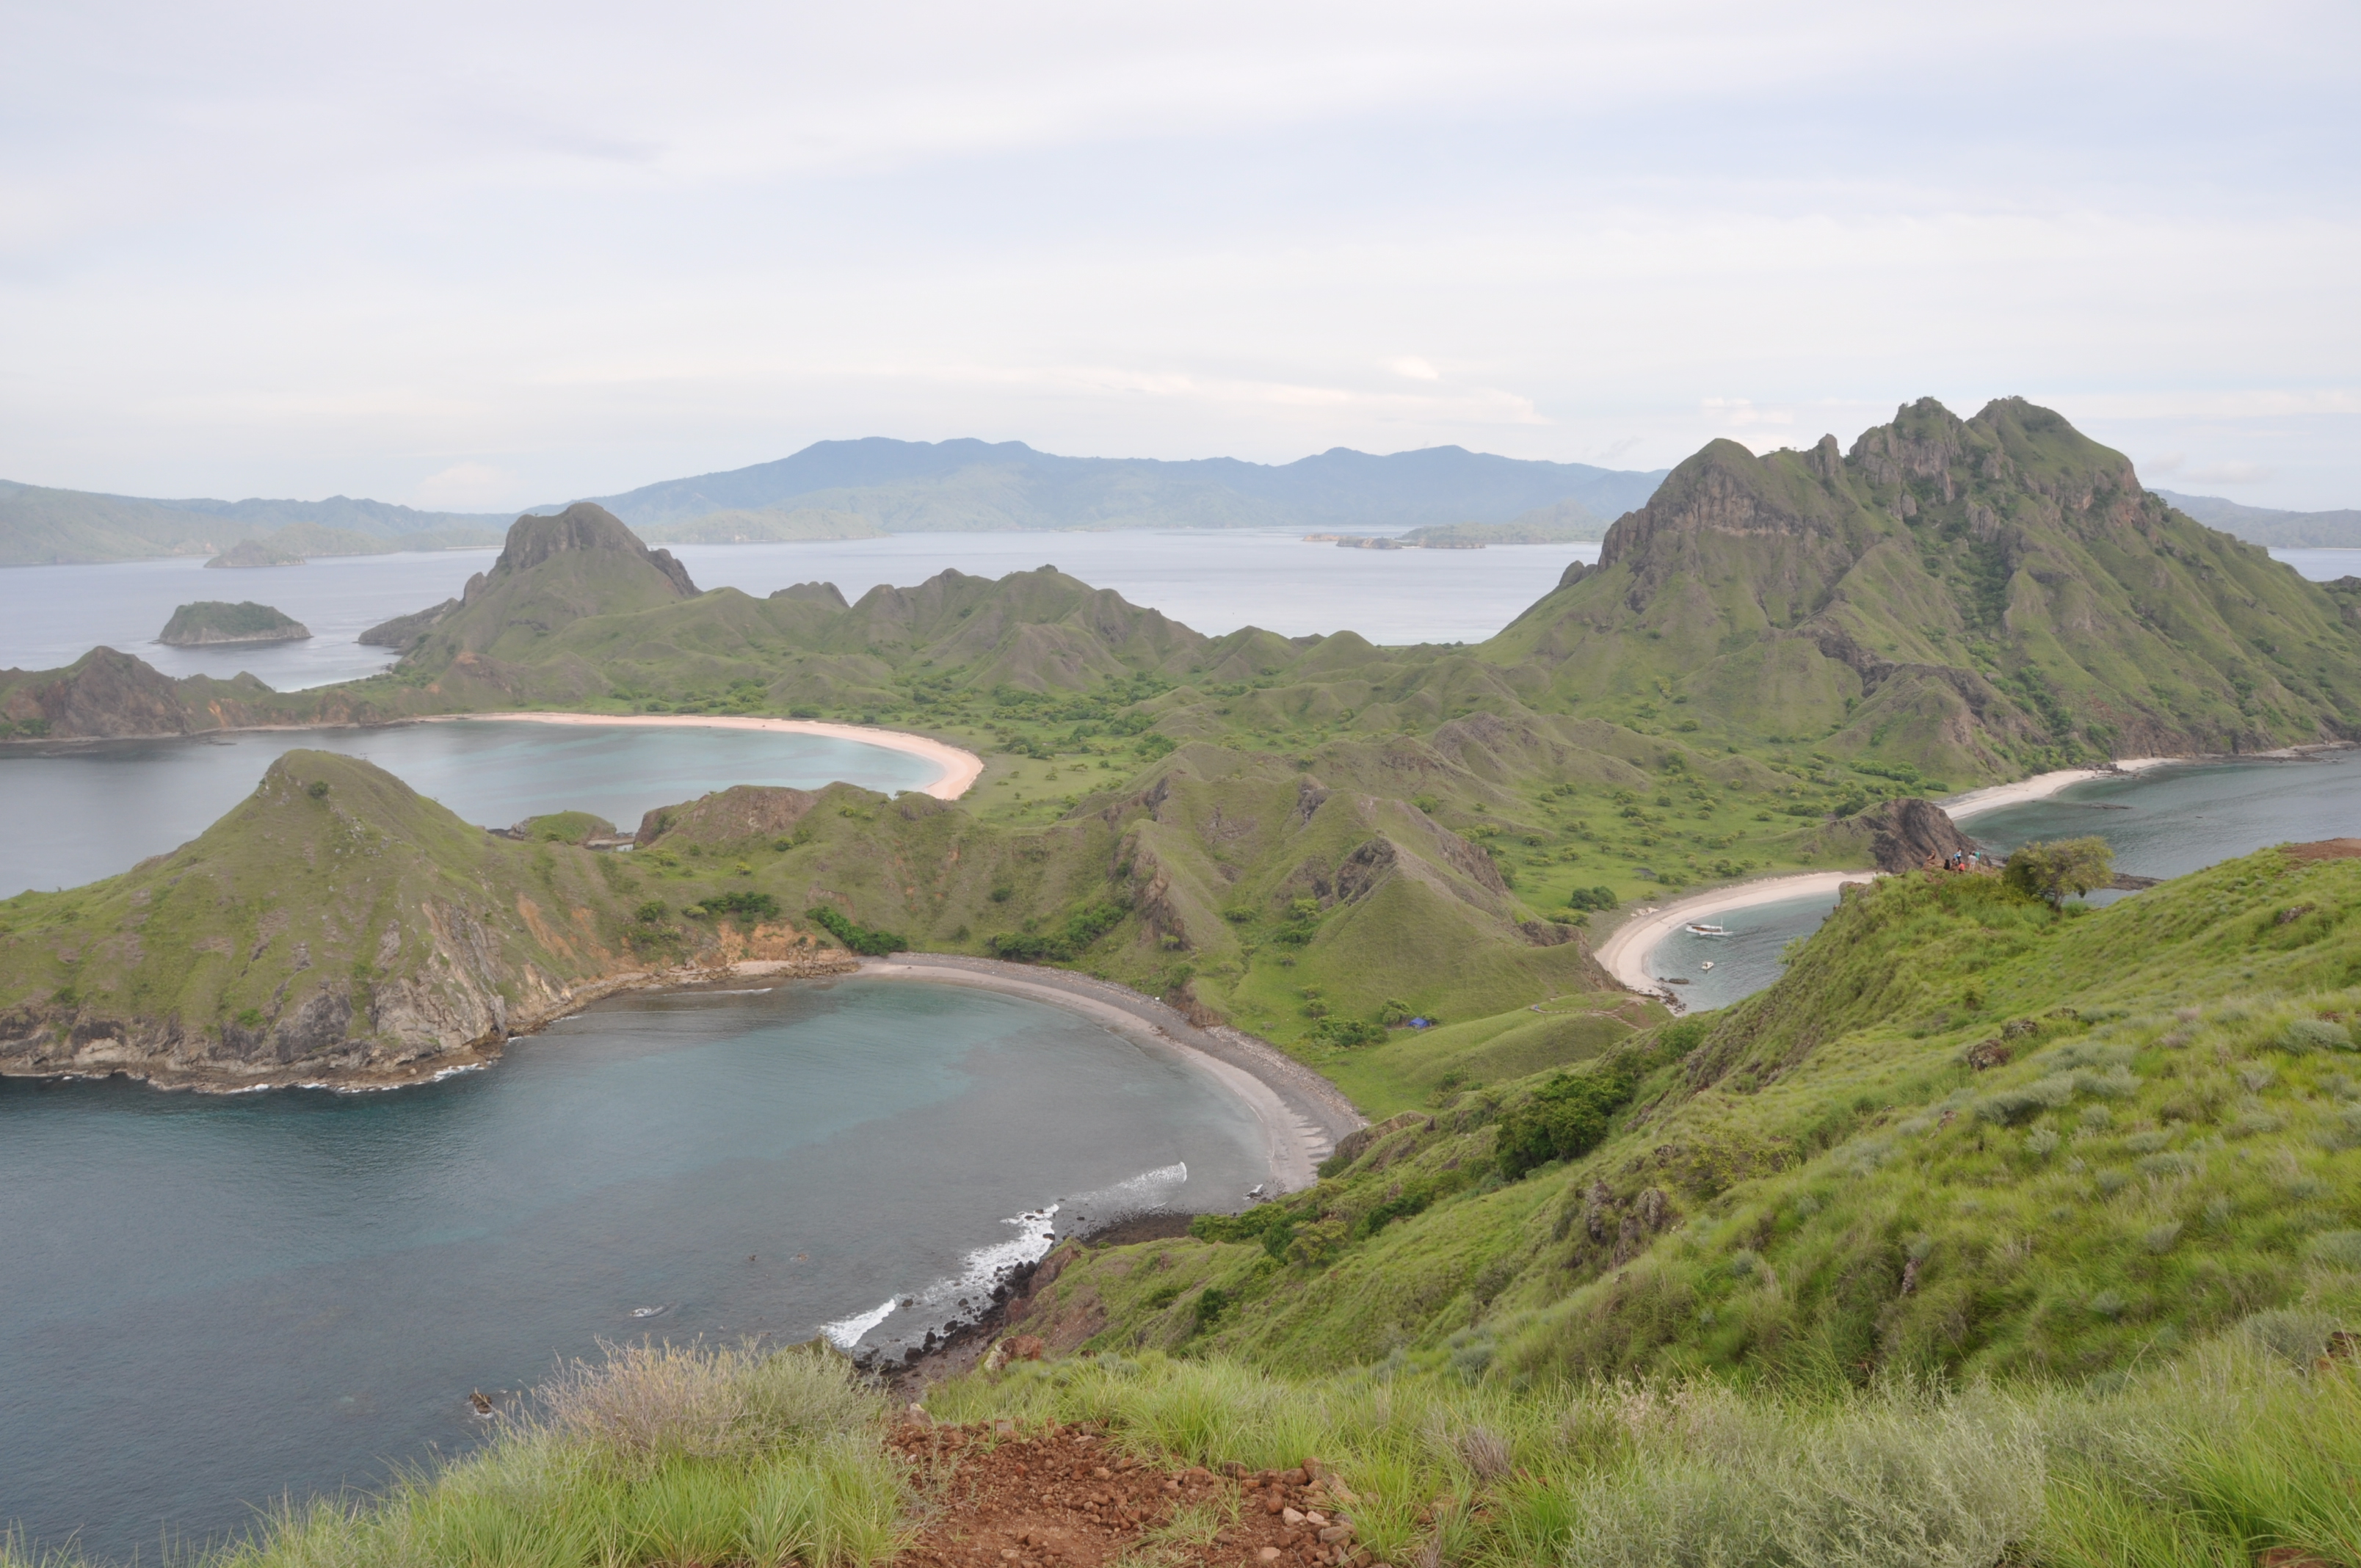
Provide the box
[1686,922,1727,935]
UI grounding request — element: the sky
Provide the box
[2,0,2357,513]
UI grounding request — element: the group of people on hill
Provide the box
[1935,849,1986,874]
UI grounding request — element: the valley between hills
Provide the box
[6,397,2361,1567]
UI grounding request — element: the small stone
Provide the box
[1094,1467,1112,1481]
[1265,1495,1285,1514]
[1319,1525,1354,1545]
[1283,1508,1306,1526]
[1257,1551,1283,1564]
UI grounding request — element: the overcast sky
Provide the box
[3,1,2356,511]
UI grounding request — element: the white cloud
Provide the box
[414,462,515,510]
[0,1,2356,506]
[2182,460,2273,486]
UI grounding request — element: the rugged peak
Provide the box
[498,503,697,597]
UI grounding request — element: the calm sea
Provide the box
[1652,749,2360,1011]
[0,531,1606,692]
[0,720,944,899]
[1,537,2348,694]
[0,978,1266,1559]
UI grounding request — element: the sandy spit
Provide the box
[1943,757,2175,822]
[424,711,984,800]
[848,955,1363,1197]
[1592,872,1870,997]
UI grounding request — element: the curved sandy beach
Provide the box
[1944,756,2172,821]
[849,955,1362,1197]
[427,711,984,800]
[1594,871,1868,996]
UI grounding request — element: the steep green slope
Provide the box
[1487,399,2361,780]
[1015,844,2361,1384]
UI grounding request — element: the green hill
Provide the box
[157,600,310,645]
[1486,399,2361,780]
[1007,841,2361,1387]
[0,753,870,1089]
[7,400,2357,1058]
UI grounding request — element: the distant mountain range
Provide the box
[8,439,2354,568]
[559,438,1669,539]
[0,440,1670,565]
[0,479,508,567]
[2152,489,2361,549]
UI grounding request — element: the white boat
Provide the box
[1700,961,1714,971]
[1686,922,1727,936]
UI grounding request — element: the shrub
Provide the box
[985,899,1127,963]
[805,904,907,955]
[2003,838,2114,907]
[1496,1058,1641,1179]
[2280,1018,2352,1053]
[539,1339,882,1472]
[700,890,781,925]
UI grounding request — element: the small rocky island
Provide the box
[206,538,305,568]
[157,600,312,646]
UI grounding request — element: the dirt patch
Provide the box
[2284,838,2361,863]
[892,1418,1378,1568]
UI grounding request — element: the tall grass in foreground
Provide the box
[926,1323,2361,1568]
[9,1327,2360,1568]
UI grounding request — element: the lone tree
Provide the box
[2003,837,2114,907]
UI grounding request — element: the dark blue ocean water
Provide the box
[0,978,1266,1559]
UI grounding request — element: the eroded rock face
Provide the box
[496,504,697,598]
[0,647,197,738]
[1860,796,1977,871]
[637,785,821,846]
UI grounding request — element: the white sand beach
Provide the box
[428,711,984,800]
[1593,871,1869,995]
[1944,757,2173,821]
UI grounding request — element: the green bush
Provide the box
[2003,837,2114,907]
[985,900,1127,963]
[1495,1058,1640,1178]
[698,890,781,925]
[806,904,906,956]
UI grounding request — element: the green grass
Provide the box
[1011,846,2361,1386]
[924,1332,2361,1568]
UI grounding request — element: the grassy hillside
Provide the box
[0,752,859,1089]
[1011,843,2361,1387]
[7,402,2357,1069]
[1487,399,2361,781]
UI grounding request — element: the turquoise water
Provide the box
[0,978,1267,1558]
[0,719,945,898]
[1652,749,2360,1013]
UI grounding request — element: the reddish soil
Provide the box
[889,1417,1381,1568]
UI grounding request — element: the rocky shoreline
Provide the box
[0,949,860,1095]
